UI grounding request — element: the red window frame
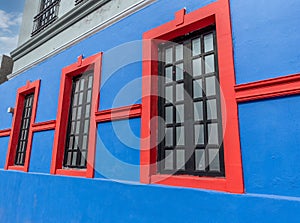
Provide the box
[50,52,102,178]
[5,80,41,172]
[140,0,244,193]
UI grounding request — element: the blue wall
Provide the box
[0,171,300,223]
[0,0,300,221]
[239,95,300,197]
[231,0,300,84]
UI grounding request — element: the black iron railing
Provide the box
[31,0,60,36]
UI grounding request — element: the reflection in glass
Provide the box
[176,150,185,170]
[194,124,204,145]
[175,44,183,61]
[165,150,173,170]
[209,149,220,171]
[205,54,215,73]
[195,150,205,170]
[194,101,203,121]
[193,58,202,76]
[204,33,214,52]
[193,79,202,98]
[205,76,216,96]
[165,47,173,64]
[207,99,217,120]
[192,38,201,56]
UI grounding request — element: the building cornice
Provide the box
[11,0,111,61]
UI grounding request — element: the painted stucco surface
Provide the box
[0,0,300,222]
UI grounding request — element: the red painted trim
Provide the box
[56,169,86,177]
[95,104,142,123]
[235,73,300,102]
[5,80,41,172]
[141,0,244,193]
[0,128,11,137]
[32,120,56,132]
[51,52,103,178]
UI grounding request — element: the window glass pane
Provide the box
[165,66,173,83]
[165,47,173,64]
[78,92,83,105]
[77,107,82,119]
[75,121,80,134]
[164,150,173,170]
[207,99,217,120]
[165,106,173,124]
[85,104,90,118]
[195,150,205,171]
[176,126,185,146]
[84,119,89,134]
[72,152,77,166]
[194,124,204,145]
[194,101,203,121]
[165,86,173,103]
[176,150,185,170]
[208,123,219,145]
[204,33,214,52]
[82,135,88,150]
[79,79,85,91]
[192,38,201,56]
[176,63,184,81]
[165,128,173,146]
[209,149,220,171]
[73,93,78,106]
[192,58,202,76]
[80,151,86,166]
[193,79,203,98]
[176,83,184,101]
[176,104,184,123]
[88,75,93,88]
[175,44,183,61]
[87,90,92,103]
[205,55,215,73]
[205,76,216,96]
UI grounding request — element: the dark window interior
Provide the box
[63,71,93,169]
[158,27,225,177]
[15,93,34,166]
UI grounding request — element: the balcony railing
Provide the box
[31,0,60,36]
[75,0,89,6]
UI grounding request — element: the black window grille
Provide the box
[75,0,88,6]
[15,94,34,166]
[158,27,225,177]
[31,0,60,36]
[63,71,94,169]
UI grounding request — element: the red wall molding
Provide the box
[95,104,142,123]
[32,120,56,132]
[235,73,300,103]
[0,129,11,137]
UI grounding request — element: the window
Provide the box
[31,0,60,36]
[158,27,224,177]
[15,94,34,166]
[51,53,102,178]
[5,80,41,172]
[64,72,93,169]
[140,4,244,193]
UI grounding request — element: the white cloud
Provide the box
[0,35,18,56]
[0,10,22,30]
[0,10,23,55]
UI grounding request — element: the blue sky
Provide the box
[0,0,26,56]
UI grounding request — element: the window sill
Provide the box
[7,165,26,172]
[56,168,88,177]
[150,174,230,192]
